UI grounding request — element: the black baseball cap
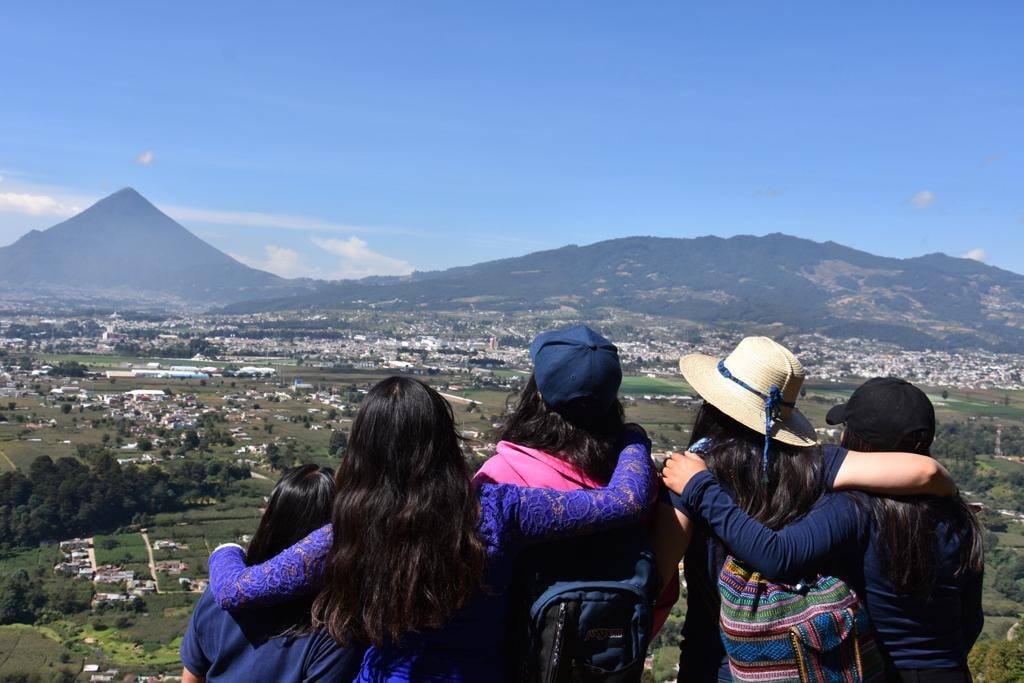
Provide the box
[826,377,935,446]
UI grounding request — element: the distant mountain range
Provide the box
[225,235,1024,352]
[3,189,1023,352]
[0,188,297,303]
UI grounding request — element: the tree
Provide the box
[61,403,72,415]
[266,443,283,471]
[183,429,200,451]
[47,583,89,614]
[0,570,45,624]
[975,636,1024,683]
[329,430,348,456]
[942,389,949,400]
[52,361,88,378]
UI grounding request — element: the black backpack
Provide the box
[505,523,661,682]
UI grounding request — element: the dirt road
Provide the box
[139,531,163,594]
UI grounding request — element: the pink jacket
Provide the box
[473,440,678,636]
[474,441,604,491]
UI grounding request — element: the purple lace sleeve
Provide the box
[208,523,332,609]
[509,439,655,542]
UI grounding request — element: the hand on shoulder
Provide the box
[661,451,708,495]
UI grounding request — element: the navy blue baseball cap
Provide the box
[529,325,622,410]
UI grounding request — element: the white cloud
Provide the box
[311,236,414,279]
[962,248,986,262]
[909,190,935,209]
[229,245,311,278]
[0,191,83,217]
[163,204,416,236]
[0,173,422,237]
[136,150,155,166]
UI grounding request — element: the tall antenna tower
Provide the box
[995,424,1003,457]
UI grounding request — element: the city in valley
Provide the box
[1,309,1023,680]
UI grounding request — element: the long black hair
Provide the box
[313,376,488,646]
[841,429,983,598]
[245,464,335,634]
[690,402,826,529]
[500,375,627,482]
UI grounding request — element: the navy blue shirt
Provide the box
[674,448,983,674]
[180,590,361,682]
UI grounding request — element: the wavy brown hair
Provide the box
[500,374,626,482]
[313,376,488,646]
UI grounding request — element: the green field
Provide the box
[0,624,79,679]
[619,375,695,396]
[2,352,1023,678]
[94,533,149,567]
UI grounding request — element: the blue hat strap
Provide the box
[717,359,796,481]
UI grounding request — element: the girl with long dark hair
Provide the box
[206,376,655,680]
[475,324,679,638]
[180,464,361,683]
[654,337,959,682]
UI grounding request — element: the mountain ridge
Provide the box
[222,232,1024,352]
[2,188,1022,352]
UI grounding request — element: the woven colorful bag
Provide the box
[718,557,885,683]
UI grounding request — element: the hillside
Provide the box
[224,234,1024,352]
[0,188,287,302]
[3,190,1022,351]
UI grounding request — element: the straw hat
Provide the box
[679,336,817,447]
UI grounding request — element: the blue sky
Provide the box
[1,2,1021,278]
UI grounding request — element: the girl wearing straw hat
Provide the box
[651,336,957,682]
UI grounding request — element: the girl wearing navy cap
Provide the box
[474,324,681,642]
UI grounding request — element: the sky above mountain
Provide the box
[1,2,1021,279]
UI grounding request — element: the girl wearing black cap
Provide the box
[655,337,962,682]
[830,378,983,682]
[662,369,980,682]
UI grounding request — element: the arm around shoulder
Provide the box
[208,524,333,610]
[510,440,655,542]
[833,451,956,497]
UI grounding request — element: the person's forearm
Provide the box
[677,473,859,580]
[208,524,332,609]
[182,667,204,683]
[833,451,956,496]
